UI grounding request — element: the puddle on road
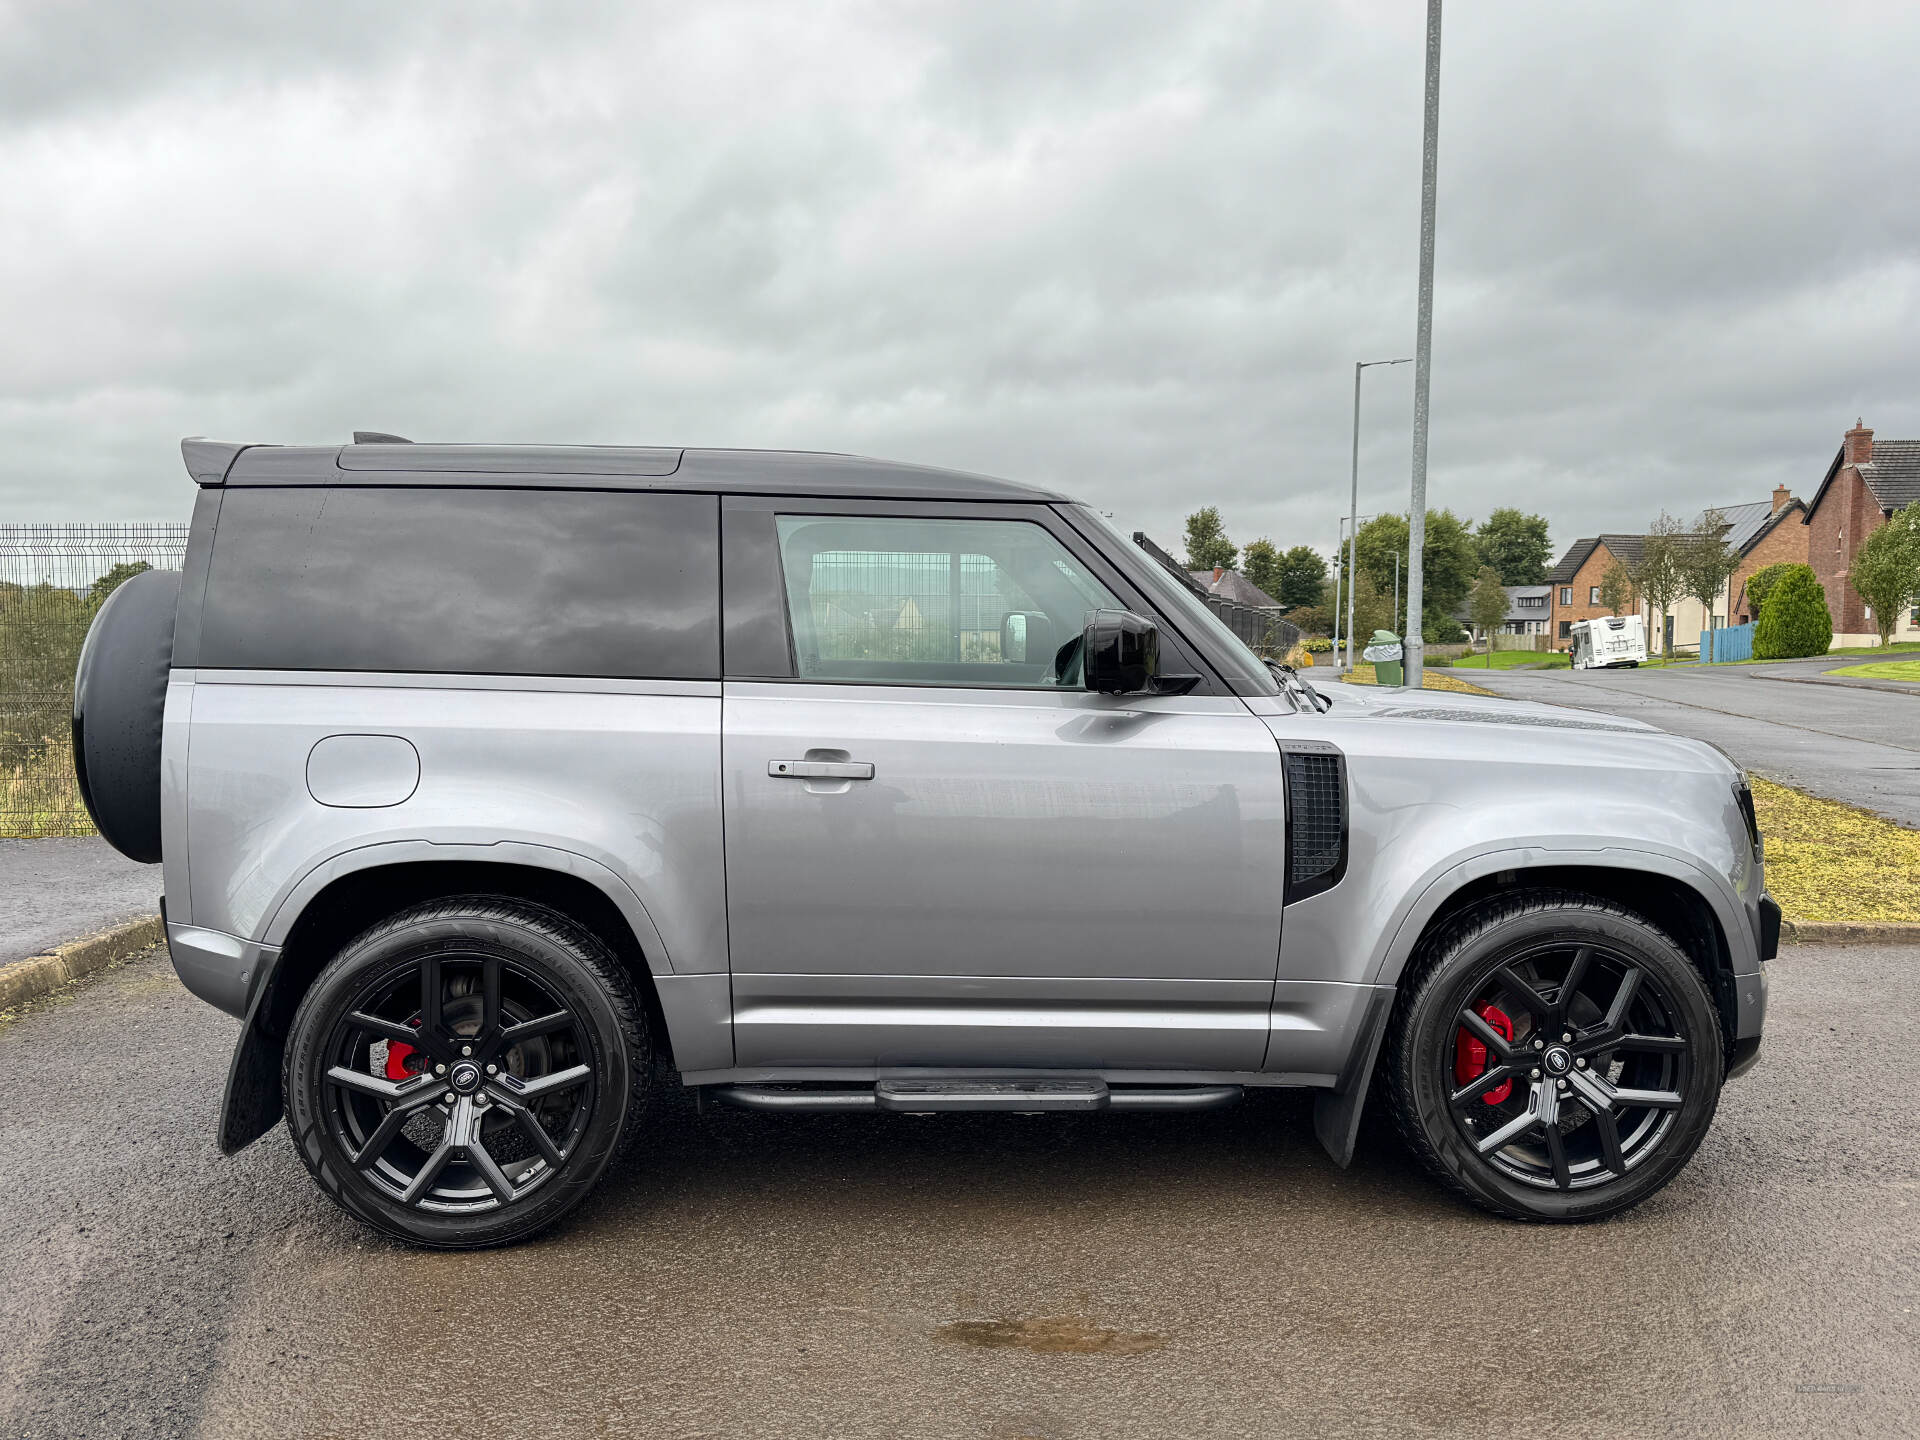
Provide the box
[935,1315,1164,1355]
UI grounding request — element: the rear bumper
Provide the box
[164,918,278,1019]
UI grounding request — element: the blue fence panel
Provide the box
[1700,623,1753,663]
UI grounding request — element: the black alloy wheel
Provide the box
[1386,891,1723,1221]
[283,897,649,1248]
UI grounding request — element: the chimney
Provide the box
[1213,566,1223,583]
[1844,418,1874,467]
[1772,484,1792,514]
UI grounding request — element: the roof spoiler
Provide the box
[180,438,250,486]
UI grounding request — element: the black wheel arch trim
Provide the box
[1324,847,1760,1142]
[216,846,688,1155]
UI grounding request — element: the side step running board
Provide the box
[708,1081,1244,1114]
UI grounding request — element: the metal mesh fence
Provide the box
[1,523,188,837]
[1208,597,1300,660]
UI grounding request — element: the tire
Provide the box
[1383,890,1723,1222]
[282,897,650,1248]
[72,568,179,863]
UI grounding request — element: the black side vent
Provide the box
[1283,742,1348,904]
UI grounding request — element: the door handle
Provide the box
[769,759,874,780]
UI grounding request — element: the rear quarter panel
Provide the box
[183,673,725,976]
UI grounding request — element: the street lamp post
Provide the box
[1345,358,1411,672]
[1404,0,1443,690]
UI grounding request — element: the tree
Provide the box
[86,560,151,611]
[1598,558,1636,617]
[1633,514,1688,656]
[1753,565,1833,659]
[1183,507,1236,572]
[1284,603,1332,637]
[1743,561,1794,619]
[1681,509,1744,659]
[1331,569,1395,656]
[1468,567,1509,667]
[1847,508,1920,649]
[1475,508,1553,584]
[1240,538,1281,600]
[1350,509,1478,634]
[1275,545,1328,609]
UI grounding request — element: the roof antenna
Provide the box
[353,431,411,444]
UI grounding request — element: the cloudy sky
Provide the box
[5,0,1918,566]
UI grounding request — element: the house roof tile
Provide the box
[1806,437,1920,520]
[1860,440,1920,511]
[1188,569,1282,608]
[1548,533,1644,584]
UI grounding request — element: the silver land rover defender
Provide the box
[73,436,1774,1247]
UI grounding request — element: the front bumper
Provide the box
[1757,893,1782,961]
[1723,892,1777,1081]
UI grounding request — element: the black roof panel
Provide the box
[188,440,1065,502]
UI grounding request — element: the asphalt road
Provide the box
[1460,656,1920,825]
[1,944,1913,1440]
[0,838,161,965]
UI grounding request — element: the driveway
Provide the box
[1462,658,1920,825]
[1,943,1914,1439]
[0,838,161,966]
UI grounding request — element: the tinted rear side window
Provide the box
[200,488,718,678]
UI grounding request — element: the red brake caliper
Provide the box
[1454,1003,1514,1104]
[383,1018,426,1081]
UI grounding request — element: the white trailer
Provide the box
[1569,614,1647,670]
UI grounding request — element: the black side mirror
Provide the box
[1082,609,1201,696]
[999,611,1055,665]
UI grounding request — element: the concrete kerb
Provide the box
[1753,671,1920,696]
[0,914,164,1014]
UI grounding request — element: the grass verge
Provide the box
[1825,659,1920,683]
[1450,650,1570,671]
[1749,776,1920,923]
[1339,664,1497,697]
[2,739,94,838]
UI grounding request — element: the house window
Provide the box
[1560,587,1572,605]
[1589,585,1600,605]
[1558,620,1572,638]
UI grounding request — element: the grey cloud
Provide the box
[3,0,1917,572]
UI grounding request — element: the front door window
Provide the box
[775,514,1121,688]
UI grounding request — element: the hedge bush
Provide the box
[1743,561,1794,617]
[1752,564,1832,659]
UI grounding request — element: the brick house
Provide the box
[1546,535,1644,651]
[1801,420,1920,644]
[1665,488,1810,639]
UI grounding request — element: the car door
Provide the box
[719,498,1287,1071]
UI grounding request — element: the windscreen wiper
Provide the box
[1267,659,1331,713]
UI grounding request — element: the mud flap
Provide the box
[1311,988,1393,1169]
[218,981,285,1155]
